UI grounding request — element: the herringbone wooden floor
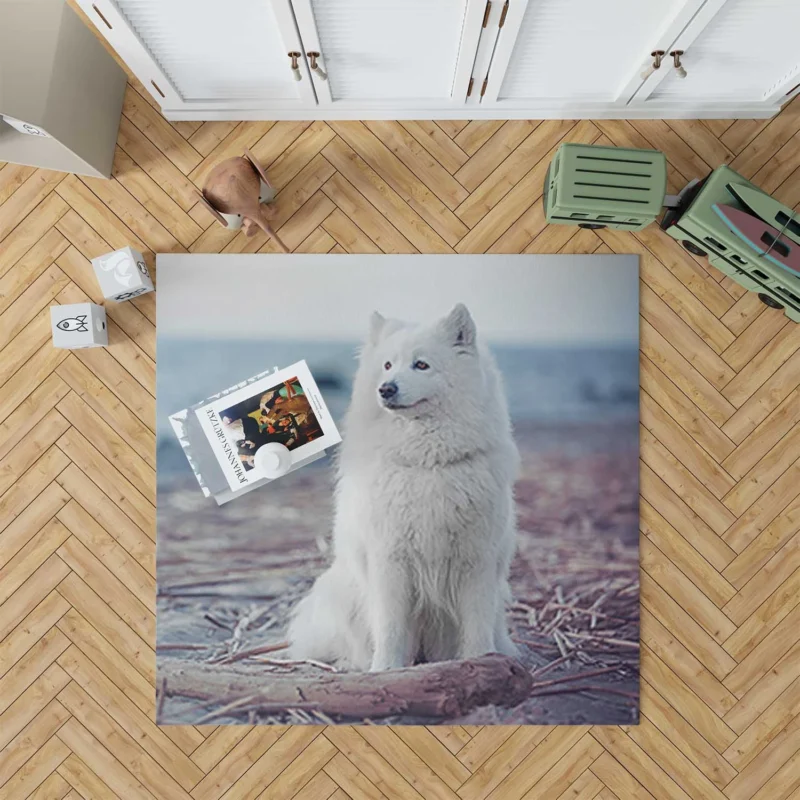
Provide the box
[3,56,800,797]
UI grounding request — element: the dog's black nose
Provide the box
[378,381,398,399]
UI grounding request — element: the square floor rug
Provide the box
[156,254,640,725]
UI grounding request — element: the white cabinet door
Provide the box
[635,0,800,107]
[478,0,707,109]
[289,0,486,108]
[76,0,316,112]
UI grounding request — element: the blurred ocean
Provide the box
[157,339,638,476]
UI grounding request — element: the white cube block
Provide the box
[51,303,107,349]
[91,246,154,302]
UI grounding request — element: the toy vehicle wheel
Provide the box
[758,293,784,310]
[682,240,707,257]
[578,223,606,229]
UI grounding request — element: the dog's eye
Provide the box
[384,361,392,370]
[413,360,430,371]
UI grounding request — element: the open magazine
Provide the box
[169,361,341,504]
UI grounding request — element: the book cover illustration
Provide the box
[170,360,341,503]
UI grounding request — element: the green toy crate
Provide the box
[660,165,800,323]
[544,143,667,231]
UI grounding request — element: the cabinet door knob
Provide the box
[640,50,665,80]
[670,50,687,79]
[288,52,302,81]
[307,52,328,81]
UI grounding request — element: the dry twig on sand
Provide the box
[210,641,290,664]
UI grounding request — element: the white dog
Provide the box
[288,304,519,671]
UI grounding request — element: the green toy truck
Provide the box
[544,142,800,322]
[659,165,800,322]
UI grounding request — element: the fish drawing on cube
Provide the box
[51,302,107,349]
[91,246,154,302]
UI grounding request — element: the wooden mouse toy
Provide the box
[197,148,289,252]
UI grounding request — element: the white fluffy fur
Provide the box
[287,304,519,671]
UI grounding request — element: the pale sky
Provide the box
[156,254,638,346]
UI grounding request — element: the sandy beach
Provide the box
[156,417,639,725]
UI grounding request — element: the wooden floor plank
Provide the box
[724,643,800,734]
[454,119,576,228]
[641,499,736,608]
[121,86,202,176]
[640,356,735,463]
[323,727,425,800]
[0,170,66,244]
[0,626,70,718]
[456,727,548,800]
[263,121,336,192]
[57,753,123,799]
[454,121,506,155]
[638,679,737,789]
[56,573,154,683]
[0,671,70,757]
[56,717,157,800]
[640,319,736,427]
[55,427,154,538]
[56,606,156,717]
[642,573,738,683]
[187,122,239,158]
[55,463,154,574]
[322,752,385,800]
[364,120,469,210]
[189,727,285,800]
[454,121,539,192]
[0,163,37,206]
[400,121,469,175]
[56,681,195,800]
[0,518,72,610]
[641,537,736,643]
[0,192,69,279]
[0,733,70,800]
[116,116,201,212]
[641,427,737,539]
[57,535,153,642]
[0,587,71,685]
[57,644,203,788]
[0,263,70,348]
[457,121,598,252]
[641,392,736,500]
[0,228,68,317]
[638,645,736,751]
[324,128,461,250]
[722,459,800,555]
[111,148,202,249]
[0,698,69,788]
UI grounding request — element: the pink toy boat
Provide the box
[713,203,800,276]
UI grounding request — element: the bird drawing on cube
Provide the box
[50,302,107,349]
[91,245,154,302]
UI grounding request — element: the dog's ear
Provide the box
[439,303,476,349]
[369,311,387,346]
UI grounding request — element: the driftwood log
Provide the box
[160,654,533,720]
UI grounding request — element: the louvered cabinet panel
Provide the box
[493,0,689,102]
[118,0,297,100]
[649,0,800,101]
[76,0,797,117]
[293,0,473,102]
[77,0,313,109]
